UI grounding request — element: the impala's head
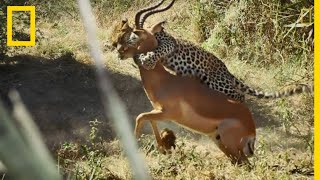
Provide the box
[110,0,175,59]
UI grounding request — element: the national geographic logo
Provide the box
[7,6,36,46]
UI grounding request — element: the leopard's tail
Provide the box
[233,78,312,99]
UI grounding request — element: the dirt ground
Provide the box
[0,53,152,148]
[0,53,283,149]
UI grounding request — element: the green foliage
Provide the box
[150,140,210,177]
[0,7,5,58]
[91,0,133,15]
[191,0,227,42]
[0,1,15,58]
[196,0,313,68]
[276,97,314,155]
[2,0,313,178]
[56,119,116,179]
[29,0,135,22]
[29,0,79,20]
[0,0,33,59]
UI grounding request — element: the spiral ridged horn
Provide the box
[139,0,175,28]
[134,0,165,29]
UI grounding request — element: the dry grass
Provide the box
[56,129,313,179]
[2,0,314,179]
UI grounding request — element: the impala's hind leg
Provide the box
[212,119,255,164]
[149,120,163,150]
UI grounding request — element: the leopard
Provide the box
[109,6,311,103]
[123,24,311,102]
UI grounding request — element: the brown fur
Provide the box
[110,20,159,59]
[111,19,256,164]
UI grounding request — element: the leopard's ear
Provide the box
[121,21,129,30]
[121,19,132,31]
[150,20,166,33]
[121,17,128,24]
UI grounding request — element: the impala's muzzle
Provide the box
[242,136,255,157]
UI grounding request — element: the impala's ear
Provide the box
[151,20,166,33]
[132,29,148,40]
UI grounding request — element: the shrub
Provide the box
[193,0,313,68]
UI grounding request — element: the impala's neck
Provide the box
[138,61,170,85]
[136,61,171,102]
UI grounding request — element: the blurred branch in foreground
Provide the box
[0,90,61,180]
[77,0,150,179]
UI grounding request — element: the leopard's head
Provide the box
[109,19,134,59]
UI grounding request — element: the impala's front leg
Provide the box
[135,109,168,152]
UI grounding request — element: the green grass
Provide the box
[1,0,314,179]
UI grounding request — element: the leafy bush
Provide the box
[0,2,9,58]
[192,0,313,68]
[29,0,136,22]
[28,0,79,20]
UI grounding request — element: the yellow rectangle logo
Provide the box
[7,6,36,46]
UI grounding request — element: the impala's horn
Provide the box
[139,0,175,28]
[134,0,165,29]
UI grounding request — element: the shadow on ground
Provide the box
[0,54,151,148]
[245,98,281,128]
[0,53,282,149]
